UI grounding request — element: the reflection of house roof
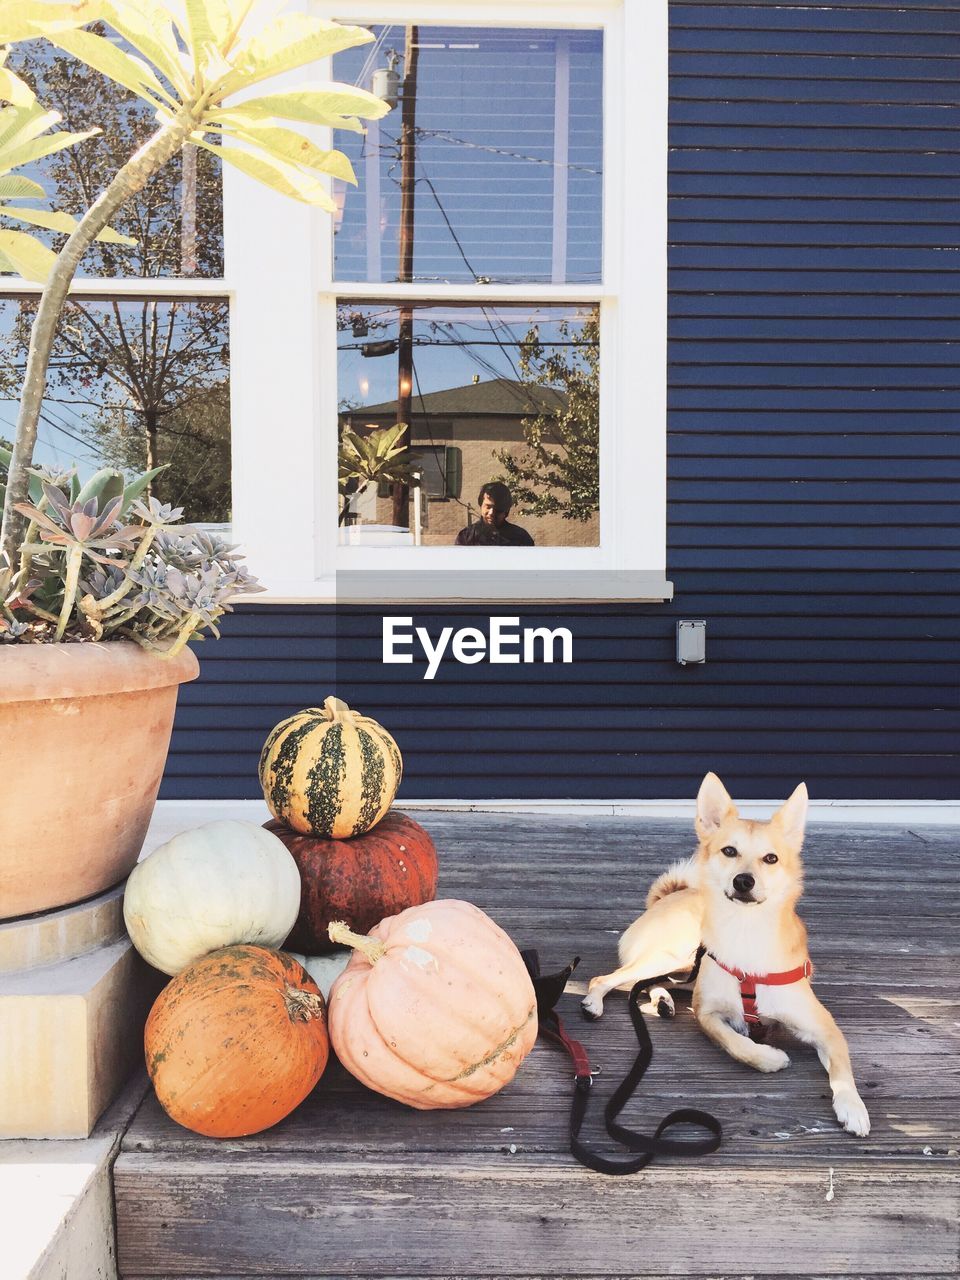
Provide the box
[345,377,566,418]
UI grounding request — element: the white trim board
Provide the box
[149,798,960,830]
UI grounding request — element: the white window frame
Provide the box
[224,0,669,600]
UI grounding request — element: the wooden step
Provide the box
[113,814,960,1278]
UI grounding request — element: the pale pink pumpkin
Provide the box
[327,899,538,1109]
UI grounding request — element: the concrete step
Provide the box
[1,1068,150,1280]
[0,887,163,1139]
[0,885,126,974]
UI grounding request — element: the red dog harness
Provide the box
[708,953,813,1039]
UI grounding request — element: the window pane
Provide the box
[5,35,223,279]
[0,296,231,523]
[333,27,603,284]
[338,302,599,547]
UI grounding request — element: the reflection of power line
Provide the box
[414,127,602,176]
[430,321,534,413]
[34,408,103,461]
[409,163,530,389]
[338,337,586,351]
[417,169,480,280]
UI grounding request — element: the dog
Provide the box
[580,773,870,1136]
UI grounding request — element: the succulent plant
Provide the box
[1,464,262,655]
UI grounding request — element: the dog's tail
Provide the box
[646,856,698,909]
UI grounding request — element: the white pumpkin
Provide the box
[123,820,301,975]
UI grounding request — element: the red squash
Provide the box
[264,811,438,954]
[144,945,329,1137]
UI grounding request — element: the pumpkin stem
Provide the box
[328,920,387,964]
[283,985,326,1024]
[323,696,354,725]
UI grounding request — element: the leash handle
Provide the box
[524,950,722,1176]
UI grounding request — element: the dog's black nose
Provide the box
[733,873,755,895]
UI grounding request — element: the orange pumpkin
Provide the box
[144,945,329,1137]
[327,900,537,1109]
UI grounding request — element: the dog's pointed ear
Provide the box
[696,772,737,839]
[773,782,809,844]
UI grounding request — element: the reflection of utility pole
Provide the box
[393,24,418,529]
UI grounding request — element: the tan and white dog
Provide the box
[581,773,870,1136]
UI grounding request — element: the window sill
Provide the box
[245,571,673,605]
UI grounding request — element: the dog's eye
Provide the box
[762,852,779,865]
[721,846,738,858]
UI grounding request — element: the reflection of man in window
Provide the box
[455,482,535,547]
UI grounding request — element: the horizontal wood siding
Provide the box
[162,0,960,802]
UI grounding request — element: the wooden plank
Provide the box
[121,1077,960,1160]
[113,1154,960,1277]
[118,1275,960,1280]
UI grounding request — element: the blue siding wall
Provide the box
[163,0,960,802]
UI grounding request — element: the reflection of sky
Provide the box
[333,26,603,284]
[338,303,595,410]
[0,298,228,478]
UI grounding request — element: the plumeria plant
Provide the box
[0,0,390,593]
[338,423,415,525]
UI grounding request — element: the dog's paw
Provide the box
[833,1089,871,1137]
[751,1044,791,1073]
[652,987,675,1019]
[581,993,604,1021]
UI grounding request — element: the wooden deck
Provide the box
[114,813,960,1278]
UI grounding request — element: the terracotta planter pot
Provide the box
[0,640,199,920]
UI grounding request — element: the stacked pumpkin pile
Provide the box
[123,696,538,1138]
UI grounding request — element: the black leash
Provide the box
[522,947,722,1176]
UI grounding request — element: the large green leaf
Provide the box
[0,174,45,199]
[75,467,125,510]
[0,204,136,245]
[0,228,55,281]
[1,127,101,173]
[222,16,374,93]
[0,62,34,108]
[49,27,176,109]
[195,139,337,209]
[184,0,229,49]
[122,464,167,513]
[0,0,101,42]
[208,83,389,132]
[0,444,44,510]
[101,1,190,98]
[213,118,356,183]
[0,104,64,152]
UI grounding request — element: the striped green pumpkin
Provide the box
[258,697,402,839]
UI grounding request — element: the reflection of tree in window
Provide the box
[495,310,599,523]
[1,42,228,521]
[0,298,230,522]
